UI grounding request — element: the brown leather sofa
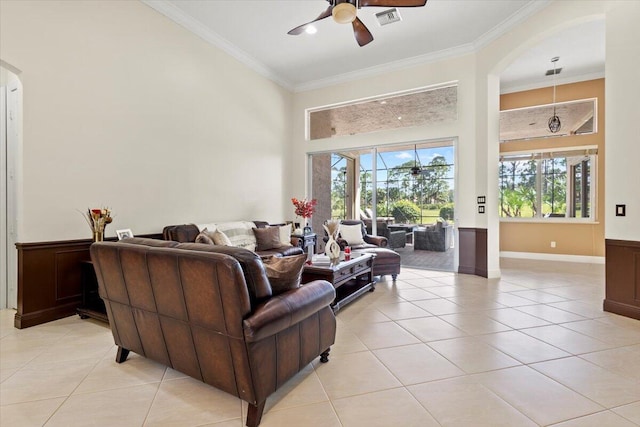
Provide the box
[163,222,304,258]
[90,238,336,427]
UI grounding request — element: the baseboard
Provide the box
[603,299,640,321]
[14,303,79,329]
[500,251,605,264]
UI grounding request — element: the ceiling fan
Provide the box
[287,0,428,47]
[410,145,426,177]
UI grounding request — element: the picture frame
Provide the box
[116,229,134,240]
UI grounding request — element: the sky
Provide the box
[359,145,455,170]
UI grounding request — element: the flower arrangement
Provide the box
[291,197,317,219]
[291,197,317,235]
[80,207,113,242]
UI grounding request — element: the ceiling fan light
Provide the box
[332,3,357,24]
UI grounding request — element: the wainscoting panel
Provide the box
[604,239,640,320]
[458,228,488,277]
[14,234,162,328]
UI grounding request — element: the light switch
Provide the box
[616,205,626,216]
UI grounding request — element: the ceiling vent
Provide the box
[545,67,562,76]
[376,8,402,26]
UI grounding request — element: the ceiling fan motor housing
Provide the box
[332,1,357,24]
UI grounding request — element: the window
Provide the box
[308,85,457,140]
[499,147,596,220]
[359,143,454,224]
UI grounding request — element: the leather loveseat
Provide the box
[90,238,336,427]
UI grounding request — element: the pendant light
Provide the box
[548,56,561,133]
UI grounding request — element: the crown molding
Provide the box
[143,0,554,94]
[142,0,294,91]
[292,1,551,93]
[293,44,474,93]
[472,0,552,51]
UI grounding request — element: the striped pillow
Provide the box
[214,221,257,252]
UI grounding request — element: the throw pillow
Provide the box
[262,254,307,295]
[195,228,214,245]
[339,223,365,246]
[253,227,282,251]
[212,228,232,246]
[279,224,292,246]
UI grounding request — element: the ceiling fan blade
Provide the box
[287,5,333,35]
[352,17,374,46]
[359,0,427,7]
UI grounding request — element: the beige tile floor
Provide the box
[1,258,640,426]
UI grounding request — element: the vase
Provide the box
[93,229,104,242]
[303,223,312,235]
[325,235,340,262]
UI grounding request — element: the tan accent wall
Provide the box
[499,79,605,256]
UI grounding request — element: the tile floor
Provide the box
[1,258,640,426]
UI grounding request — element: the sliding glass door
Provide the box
[311,142,454,227]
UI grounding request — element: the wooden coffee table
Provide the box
[301,253,376,313]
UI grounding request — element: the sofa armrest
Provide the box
[243,280,336,342]
[364,235,388,248]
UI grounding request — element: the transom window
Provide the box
[499,147,596,220]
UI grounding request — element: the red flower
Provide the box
[291,198,317,219]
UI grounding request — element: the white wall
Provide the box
[604,0,640,241]
[0,0,292,242]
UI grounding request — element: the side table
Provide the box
[76,260,109,323]
[292,233,317,254]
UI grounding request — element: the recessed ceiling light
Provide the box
[397,116,402,120]
[380,100,387,105]
[305,26,317,35]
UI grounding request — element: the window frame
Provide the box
[499,145,598,223]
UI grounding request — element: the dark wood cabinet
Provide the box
[76,260,108,323]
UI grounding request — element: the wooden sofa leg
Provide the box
[320,348,331,363]
[115,347,130,364]
[246,401,266,427]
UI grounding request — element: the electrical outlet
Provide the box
[550,241,556,248]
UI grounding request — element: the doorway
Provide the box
[1,65,20,309]
[310,141,456,271]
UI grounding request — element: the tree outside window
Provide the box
[499,149,595,220]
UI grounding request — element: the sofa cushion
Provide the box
[262,254,306,295]
[278,224,292,246]
[253,227,282,251]
[198,221,257,252]
[339,223,365,246]
[195,228,215,245]
[211,228,232,246]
